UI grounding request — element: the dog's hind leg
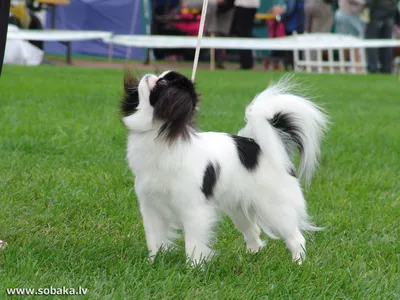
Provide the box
[283,228,306,264]
[257,203,306,263]
[229,208,265,253]
[253,182,309,264]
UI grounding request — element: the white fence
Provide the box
[7,29,400,73]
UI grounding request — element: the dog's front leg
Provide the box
[182,205,217,267]
[140,203,171,262]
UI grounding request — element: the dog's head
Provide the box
[121,70,199,143]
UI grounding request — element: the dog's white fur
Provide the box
[122,72,328,265]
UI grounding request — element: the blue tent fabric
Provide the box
[44,0,144,59]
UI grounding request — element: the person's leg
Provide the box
[304,2,318,67]
[379,16,395,73]
[304,0,314,33]
[216,7,234,36]
[312,3,333,33]
[335,11,364,64]
[308,3,333,71]
[234,6,257,69]
[215,8,235,69]
[349,15,367,73]
[365,11,382,73]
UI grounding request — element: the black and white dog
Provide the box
[120,70,328,265]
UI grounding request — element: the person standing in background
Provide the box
[304,0,334,34]
[184,0,235,68]
[335,0,366,37]
[232,0,260,69]
[304,0,334,70]
[184,0,234,38]
[335,0,366,73]
[274,0,306,69]
[276,0,306,36]
[214,0,235,69]
[365,0,398,73]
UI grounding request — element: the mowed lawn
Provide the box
[0,65,399,299]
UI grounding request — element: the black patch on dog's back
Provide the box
[121,70,140,116]
[230,135,261,171]
[201,162,220,199]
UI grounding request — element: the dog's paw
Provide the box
[292,250,306,265]
[246,239,266,253]
[187,250,215,269]
[147,254,156,264]
[293,257,304,265]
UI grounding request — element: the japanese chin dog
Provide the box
[120,70,328,266]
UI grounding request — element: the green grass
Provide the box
[0,65,399,299]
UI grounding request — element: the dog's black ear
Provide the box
[121,69,140,116]
[153,83,199,143]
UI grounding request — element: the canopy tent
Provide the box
[40,0,282,60]
[44,0,145,59]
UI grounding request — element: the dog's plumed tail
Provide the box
[239,76,328,184]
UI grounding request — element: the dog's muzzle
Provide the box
[145,74,158,90]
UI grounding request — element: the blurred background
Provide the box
[6,0,400,74]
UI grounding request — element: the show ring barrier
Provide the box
[7,29,113,64]
[104,33,400,74]
[7,30,400,74]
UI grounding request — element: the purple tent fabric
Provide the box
[44,0,144,59]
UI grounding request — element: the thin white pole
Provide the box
[191,0,209,82]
